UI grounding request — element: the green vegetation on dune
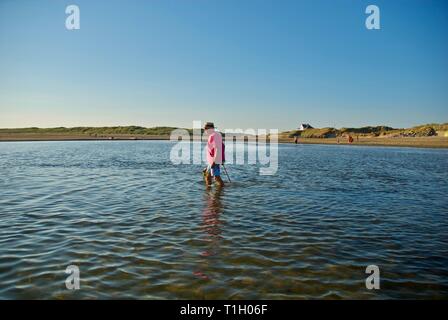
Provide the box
[412,123,448,131]
[283,123,448,139]
[339,126,395,135]
[0,126,189,136]
[1,123,447,139]
[291,128,337,138]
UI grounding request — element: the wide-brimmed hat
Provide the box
[204,122,215,129]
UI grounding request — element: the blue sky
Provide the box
[0,0,447,130]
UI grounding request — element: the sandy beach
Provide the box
[1,132,448,148]
[278,136,448,148]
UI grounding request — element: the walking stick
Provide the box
[222,164,231,183]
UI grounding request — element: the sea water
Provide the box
[0,141,447,299]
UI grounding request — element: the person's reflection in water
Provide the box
[193,186,224,280]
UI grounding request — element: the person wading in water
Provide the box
[203,122,225,187]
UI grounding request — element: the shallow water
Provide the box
[0,141,447,299]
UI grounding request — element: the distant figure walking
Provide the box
[294,136,298,144]
[348,135,354,144]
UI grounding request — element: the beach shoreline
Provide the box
[278,136,448,149]
[0,133,171,142]
[1,133,448,148]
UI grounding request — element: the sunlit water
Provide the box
[0,141,447,299]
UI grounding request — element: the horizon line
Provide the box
[1,122,447,131]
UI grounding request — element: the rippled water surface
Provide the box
[0,141,447,299]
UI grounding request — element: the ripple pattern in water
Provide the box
[0,141,447,299]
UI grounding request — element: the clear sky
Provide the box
[0,0,447,130]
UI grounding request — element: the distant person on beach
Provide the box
[294,136,298,144]
[203,122,225,187]
[348,135,354,144]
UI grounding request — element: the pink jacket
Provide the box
[206,130,223,165]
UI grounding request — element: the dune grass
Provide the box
[0,126,190,136]
[283,123,448,139]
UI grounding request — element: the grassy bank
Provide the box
[281,123,448,139]
[0,126,188,141]
[0,126,185,136]
[1,124,448,148]
[278,123,448,148]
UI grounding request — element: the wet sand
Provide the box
[1,133,448,148]
[279,136,448,148]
